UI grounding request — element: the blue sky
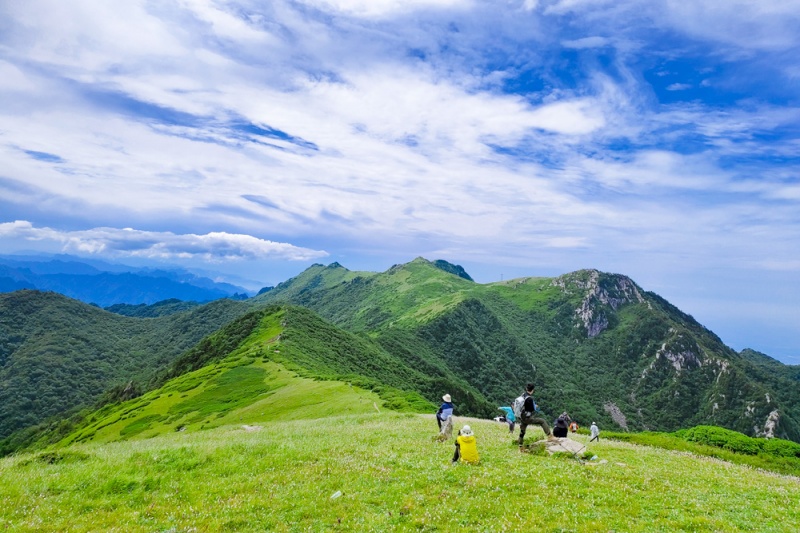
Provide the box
[1,0,799,363]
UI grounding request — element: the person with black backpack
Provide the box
[516,383,557,448]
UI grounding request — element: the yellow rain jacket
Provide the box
[456,434,479,463]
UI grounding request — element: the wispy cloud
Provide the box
[0,221,327,261]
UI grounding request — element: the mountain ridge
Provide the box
[257,259,800,441]
[2,257,798,451]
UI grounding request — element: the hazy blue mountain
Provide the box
[0,255,250,306]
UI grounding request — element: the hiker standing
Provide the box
[436,394,454,429]
[553,412,571,438]
[452,425,479,464]
[569,420,578,433]
[517,383,556,447]
[590,422,600,442]
[435,394,455,441]
[498,406,516,433]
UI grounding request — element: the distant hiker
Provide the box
[435,394,454,442]
[497,406,516,433]
[590,422,600,442]
[452,425,479,464]
[515,383,556,448]
[553,412,571,438]
[569,421,579,433]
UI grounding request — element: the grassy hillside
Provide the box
[45,305,495,450]
[3,412,799,532]
[257,258,474,331]
[0,290,251,441]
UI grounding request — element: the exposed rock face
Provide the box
[641,333,703,379]
[708,358,730,383]
[758,409,781,438]
[552,270,646,338]
[655,342,702,372]
[603,402,629,430]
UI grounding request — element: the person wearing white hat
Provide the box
[434,394,455,441]
[436,394,454,429]
[452,424,479,464]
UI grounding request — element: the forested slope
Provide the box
[0,290,251,440]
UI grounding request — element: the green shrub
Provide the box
[683,425,763,455]
[762,437,800,458]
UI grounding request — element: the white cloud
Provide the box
[544,0,614,16]
[666,83,691,91]
[660,0,800,50]
[520,0,539,11]
[0,221,328,261]
[562,36,610,49]
[296,0,472,18]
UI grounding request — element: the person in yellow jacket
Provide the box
[452,425,479,464]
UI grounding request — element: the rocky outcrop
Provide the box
[604,402,629,430]
[641,332,703,379]
[552,270,646,338]
[759,409,781,438]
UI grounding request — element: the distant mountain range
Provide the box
[0,254,253,306]
[1,257,798,454]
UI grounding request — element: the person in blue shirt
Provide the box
[497,406,516,432]
[434,394,455,441]
[436,394,454,430]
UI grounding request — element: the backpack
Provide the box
[512,395,526,419]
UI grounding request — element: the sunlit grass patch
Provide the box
[4,413,798,532]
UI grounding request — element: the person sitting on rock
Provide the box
[553,412,571,438]
[452,425,479,464]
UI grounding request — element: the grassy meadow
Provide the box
[3,412,799,532]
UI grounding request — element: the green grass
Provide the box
[605,430,800,477]
[2,414,799,532]
[56,359,386,447]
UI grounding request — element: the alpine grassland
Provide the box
[3,413,800,532]
[3,281,800,531]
